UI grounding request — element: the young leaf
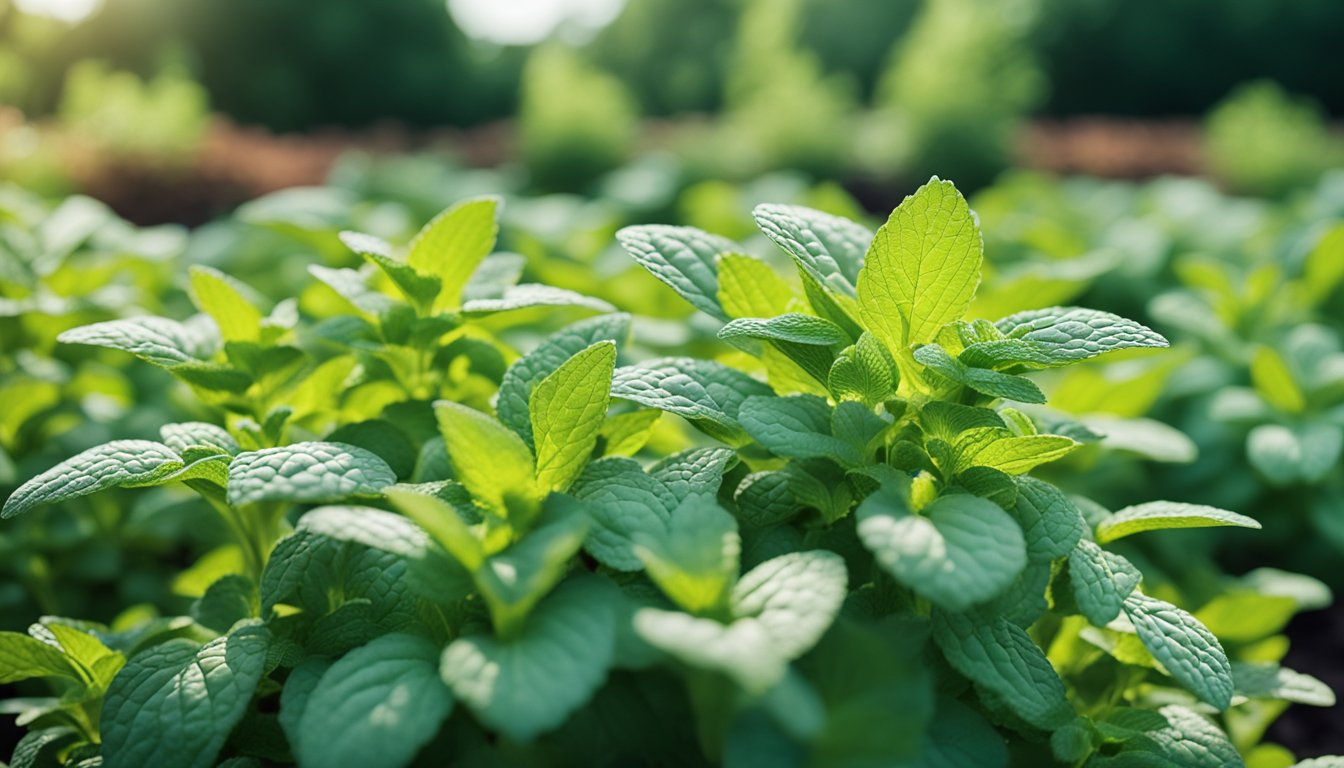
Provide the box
[717,253,798,318]
[960,308,1168,370]
[913,343,1046,403]
[857,178,983,353]
[3,440,186,519]
[952,431,1079,475]
[189,266,264,343]
[1122,592,1234,710]
[856,482,1026,612]
[718,314,850,350]
[634,494,741,615]
[530,341,616,492]
[406,196,500,310]
[226,442,396,507]
[0,632,81,683]
[1069,539,1143,626]
[616,224,737,321]
[1095,501,1260,544]
[101,623,271,768]
[160,422,239,455]
[435,401,539,514]
[827,333,898,406]
[362,251,442,313]
[294,633,453,768]
[753,203,870,295]
[441,577,618,743]
[1231,662,1335,707]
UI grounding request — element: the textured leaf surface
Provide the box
[857,178,982,352]
[914,343,1045,403]
[227,442,396,507]
[718,313,849,349]
[953,432,1079,475]
[1141,705,1245,768]
[717,253,798,318]
[407,196,499,309]
[295,633,453,768]
[189,266,263,342]
[959,307,1168,369]
[530,341,615,492]
[1069,539,1142,626]
[58,316,208,367]
[160,422,239,455]
[3,440,184,518]
[436,401,538,514]
[753,203,870,295]
[617,225,737,321]
[0,632,79,683]
[611,358,772,437]
[1232,662,1335,706]
[102,623,270,768]
[857,485,1025,611]
[1010,477,1085,562]
[441,577,617,743]
[571,458,676,571]
[828,333,898,406]
[738,394,864,468]
[461,284,614,315]
[932,609,1073,729]
[1122,592,1233,710]
[634,494,740,614]
[1095,501,1260,544]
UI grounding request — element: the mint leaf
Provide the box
[294,633,453,768]
[1069,539,1143,626]
[952,431,1079,475]
[406,196,500,310]
[1122,592,1233,710]
[226,442,396,507]
[435,401,539,515]
[857,482,1026,611]
[1247,422,1344,486]
[739,394,865,468]
[857,178,983,352]
[3,440,185,518]
[188,266,264,343]
[649,446,737,499]
[441,577,617,743]
[913,343,1045,403]
[1095,501,1260,544]
[1010,477,1085,562]
[915,697,1009,768]
[101,623,270,768]
[828,333,898,406]
[634,494,740,615]
[753,203,870,295]
[616,224,737,321]
[1232,661,1335,706]
[572,458,676,571]
[58,316,212,367]
[611,358,772,443]
[362,251,442,313]
[530,341,616,492]
[717,253,799,318]
[160,422,239,455]
[960,307,1168,370]
[461,284,614,315]
[932,609,1073,729]
[0,632,80,683]
[718,313,850,349]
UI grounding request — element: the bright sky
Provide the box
[446,0,626,45]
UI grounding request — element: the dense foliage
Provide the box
[2,173,1341,766]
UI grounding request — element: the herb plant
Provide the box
[1,180,1337,767]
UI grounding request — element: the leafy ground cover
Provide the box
[1,168,1342,765]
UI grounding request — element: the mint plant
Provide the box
[0,181,1337,767]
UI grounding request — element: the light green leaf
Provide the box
[407,196,500,310]
[308,265,395,315]
[58,315,215,368]
[828,333,898,406]
[611,358,773,442]
[1303,222,1344,305]
[1011,477,1085,562]
[1095,501,1260,544]
[295,633,453,768]
[383,488,484,571]
[461,284,614,315]
[441,577,617,743]
[718,314,850,350]
[160,422,239,455]
[932,608,1073,729]
[474,498,590,634]
[599,409,661,456]
[717,253,798,318]
[362,251,442,313]
[960,307,1168,370]
[1194,592,1297,643]
[226,442,396,507]
[0,632,80,684]
[1069,539,1142,626]
[1250,345,1305,414]
[189,266,263,343]
[617,224,737,321]
[3,440,185,519]
[857,482,1026,611]
[634,494,740,615]
[530,341,616,492]
[101,623,271,768]
[1122,592,1233,710]
[913,343,1045,403]
[1232,662,1335,706]
[953,431,1079,475]
[738,395,864,468]
[1247,423,1343,486]
[435,401,539,515]
[497,313,631,446]
[857,178,982,353]
[753,203,870,295]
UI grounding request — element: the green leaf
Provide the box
[160,422,239,455]
[309,265,395,315]
[226,442,396,507]
[406,196,500,310]
[1250,345,1305,414]
[460,284,614,315]
[1122,592,1233,710]
[474,498,590,634]
[914,697,1008,768]
[649,446,737,499]
[1095,501,1260,544]
[1194,592,1297,643]
[932,608,1074,729]
[1069,539,1142,626]
[611,358,773,443]
[191,575,256,634]
[435,401,539,515]
[617,224,737,321]
[913,343,1045,403]
[101,623,271,768]
[572,458,676,571]
[1232,662,1335,706]
[530,341,616,492]
[497,313,631,446]
[856,482,1026,611]
[828,333,898,406]
[857,178,983,354]
[3,440,185,519]
[363,252,442,313]
[738,395,864,468]
[753,203,870,295]
[294,633,453,768]
[717,253,798,318]
[1302,222,1344,305]
[0,631,80,684]
[188,266,263,343]
[634,494,741,615]
[599,409,661,456]
[951,430,1079,475]
[960,307,1168,370]
[1247,423,1343,486]
[718,313,850,351]
[1011,477,1086,562]
[58,316,211,367]
[441,576,618,743]
[1136,705,1245,768]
